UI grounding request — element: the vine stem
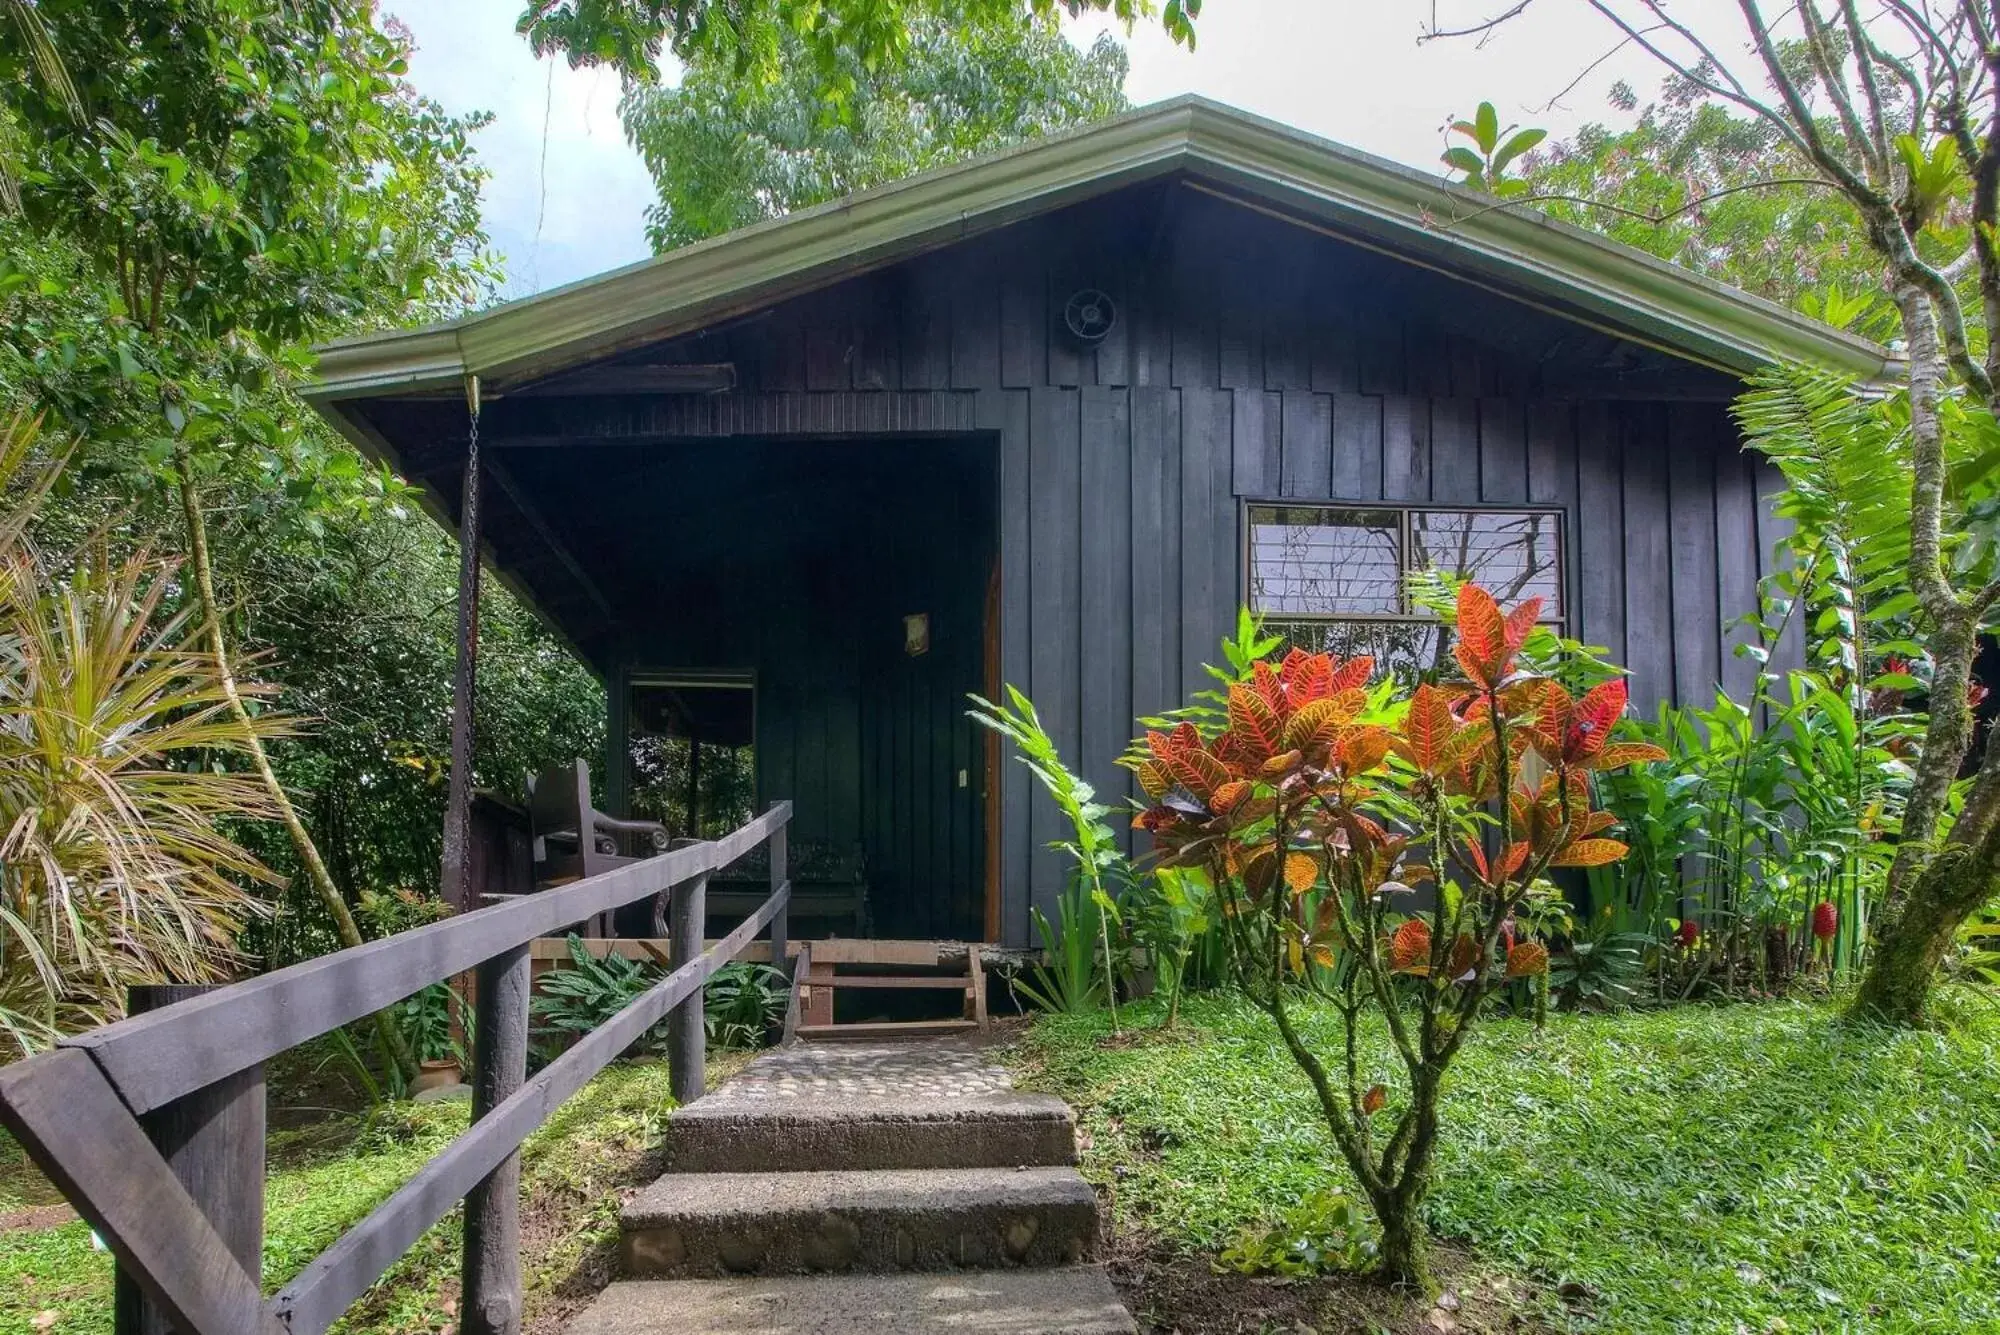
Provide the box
[175,441,416,1080]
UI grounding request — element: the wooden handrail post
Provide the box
[769,817,790,988]
[113,984,264,1335]
[667,872,708,1104]
[463,943,530,1335]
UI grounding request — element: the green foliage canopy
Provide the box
[620,14,1128,251]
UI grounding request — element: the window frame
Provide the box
[1239,498,1570,633]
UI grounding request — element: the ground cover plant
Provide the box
[1012,992,2000,1334]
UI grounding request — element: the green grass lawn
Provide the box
[0,1056,719,1335]
[1010,992,2000,1334]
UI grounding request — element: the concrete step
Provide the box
[620,1166,1098,1277]
[568,1265,1135,1334]
[662,1091,1077,1173]
[798,1019,980,1041]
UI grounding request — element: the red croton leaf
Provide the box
[1550,837,1630,868]
[1565,679,1628,763]
[1328,655,1375,693]
[1362,1084,1387,1116]
[1504,596,1543,655]
[1447,933,1480,979]
[1454,583,1508,686]
[1228,681,1288,762]
[1495,840,1532,881]
[1279,648,1335,706]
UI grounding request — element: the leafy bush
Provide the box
[0,415,284,1055]
[1131,585,1658,1290]
[531,935,787,1059]
[704,962,788,1050]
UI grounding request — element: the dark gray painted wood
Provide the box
[463,945,529,1335]
[1430,398,1480,505]
[1280,392,1332,497]
[1576,402,1627,664]
[1621,408,1675,709]
[114,985,264,1335]
[1381,394,1430,502]
[1332,393,1382,500]
[0,1049,282,1335]
[1181,390,1234,698]
[273,881,790,1335]
[1479,399,1528,504]
[368,189,1798,949]
[1129,387,1183,728]
[1668,405,1723,705]
[1028,388,1082,921]
[1232,389,1280,497]
[1081,388,1135,855]
[1716,443,1764,700]
[63,809,789,1113]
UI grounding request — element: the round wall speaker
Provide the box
[1062,288,1118,345]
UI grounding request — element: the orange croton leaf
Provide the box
[1362,1084,1387,1116]
[1260,749,1303,779]
[1135,760,1170,801]
[1549,837,1630,868]
[1398,682,1461,774]
[1462,837,1490,880]
[1284,851,1320,894]
[1505,940,1549,978]
[1447,933,1480,979]
[1165,747,1232,800]
[1228,681,1288,762]
[1210,779,1253,816]
[1495,841,1532,881]
[1593,741,1669,769]
[1338,727,1391,776]
[1387,918,1432,972]
[1455,583,1508,687]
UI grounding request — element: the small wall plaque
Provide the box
[903,613,930,656]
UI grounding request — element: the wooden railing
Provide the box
[0,800,793,1335]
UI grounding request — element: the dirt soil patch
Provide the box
[1107,1228,1550,1335]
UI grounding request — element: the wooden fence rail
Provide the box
[0,800,793,1335]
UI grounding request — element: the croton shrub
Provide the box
[1126,583,1661,1289]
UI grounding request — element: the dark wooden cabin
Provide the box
[304,96,1893,950]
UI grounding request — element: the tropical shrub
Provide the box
[0,415,282,1055]
[530,935,787,1060]
[1130,584,1658,1290]
[704,961,788,1050]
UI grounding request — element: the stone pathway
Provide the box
[567,1039,1133,1335]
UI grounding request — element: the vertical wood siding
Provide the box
[592,190,1791,946]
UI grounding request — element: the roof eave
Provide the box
[305,96,1897,401]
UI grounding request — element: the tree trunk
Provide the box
[1852,842,1997,1024]
[1372,1173,1434,1293]
[174,445,416,1080]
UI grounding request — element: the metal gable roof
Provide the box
[304,95,1895,405]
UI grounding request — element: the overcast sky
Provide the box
[387,0,1740,300]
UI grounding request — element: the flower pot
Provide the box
[411,1058,460,1095]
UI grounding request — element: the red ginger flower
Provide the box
[1674,918,1700,949]
[1812,901,1838,942]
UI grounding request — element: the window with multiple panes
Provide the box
[1245,503,1566,679]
